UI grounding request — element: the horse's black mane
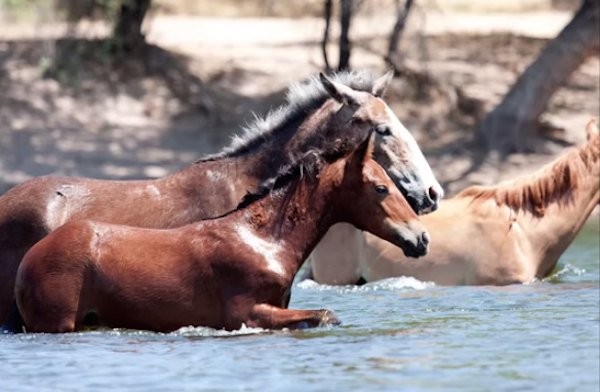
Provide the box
[236,130,371,211]
[196,70,377,162]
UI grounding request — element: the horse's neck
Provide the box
[167,158,259,218]
[518,164,599,276]
[169,112,332,218]
[243,168,342,275]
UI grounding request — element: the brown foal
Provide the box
[15,135,428,333]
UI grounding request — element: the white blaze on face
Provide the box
[236,225,286,276]
[383,104,444,198]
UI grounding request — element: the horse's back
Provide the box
[358,197,532,285]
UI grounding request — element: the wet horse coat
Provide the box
[309,121,600,286]
[15,135,429,332]
[0,71,443,323]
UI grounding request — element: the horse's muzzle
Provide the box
[399,230,429,258]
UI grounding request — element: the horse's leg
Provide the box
[248,303,341,329]
[0,218,48,325]
[1,301,25,333]
[0,248,29,324]
[17,291,78,333]
[16,261,82,334]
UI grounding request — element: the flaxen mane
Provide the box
[458,133,599,217]
[197,70,377,162]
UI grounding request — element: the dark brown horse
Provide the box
[15,134,429,333]
[0,71,442,324]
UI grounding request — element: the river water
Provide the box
[1,221,598,391]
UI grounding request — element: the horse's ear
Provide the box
[319,73,360,106]
[348,132,375,170]
[585,118,598,141]
[371,70,394,97]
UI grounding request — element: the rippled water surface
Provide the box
[1,222,599,391]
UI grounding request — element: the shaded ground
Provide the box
[0,11,598,197]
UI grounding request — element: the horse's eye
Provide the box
[376,125,391,136]
[374,185,389,195]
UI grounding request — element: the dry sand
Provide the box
[0,9,598,198]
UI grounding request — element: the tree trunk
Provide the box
[386,0,414,63]
[322,0,333,71]
[476,0,600,154]
[338,0,354,71]
[113,0,151,51]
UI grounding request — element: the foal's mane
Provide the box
[456,136,600,217]
[236,132,370,211]
[197,70,377,162]
[458,136,599,216]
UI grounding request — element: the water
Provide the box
[1,221,598,392]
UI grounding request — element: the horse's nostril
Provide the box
[421,231,430,246]
[428,186,440,203]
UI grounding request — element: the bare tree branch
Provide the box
[387,0,414,63]
[476,0,600,154]
[113,0,151,51]
[322,0,333,71]
[338,0,353,71]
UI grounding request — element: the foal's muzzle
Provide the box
[397,230,429,258]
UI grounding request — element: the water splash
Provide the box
[542,263,586,283]
[15,324,272,339]
[370,276,435,290]
[172,324,269,337]
[296,276,434,293]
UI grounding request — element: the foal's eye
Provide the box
[374,185,389,195]
[375,125,391,136]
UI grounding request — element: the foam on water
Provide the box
[172,324,269,337]
[296,276,435,293]
[5,324,271,339]
[543,263,587,282]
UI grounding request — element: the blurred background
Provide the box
[0,0,598,195]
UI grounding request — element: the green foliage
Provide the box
[0,0,36,8]
[0,0,39,22]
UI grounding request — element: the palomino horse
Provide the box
[308,120,600,286]
[15,134,429,333]
[0,71,443,324]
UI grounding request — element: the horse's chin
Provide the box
[401,190,437,216]
[401,246,427,259]
[395,236,428,258]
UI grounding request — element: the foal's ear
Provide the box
[349,133,376,170]
[371,70,394,97]
[319,73,360,106]
[585,118,598,141]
